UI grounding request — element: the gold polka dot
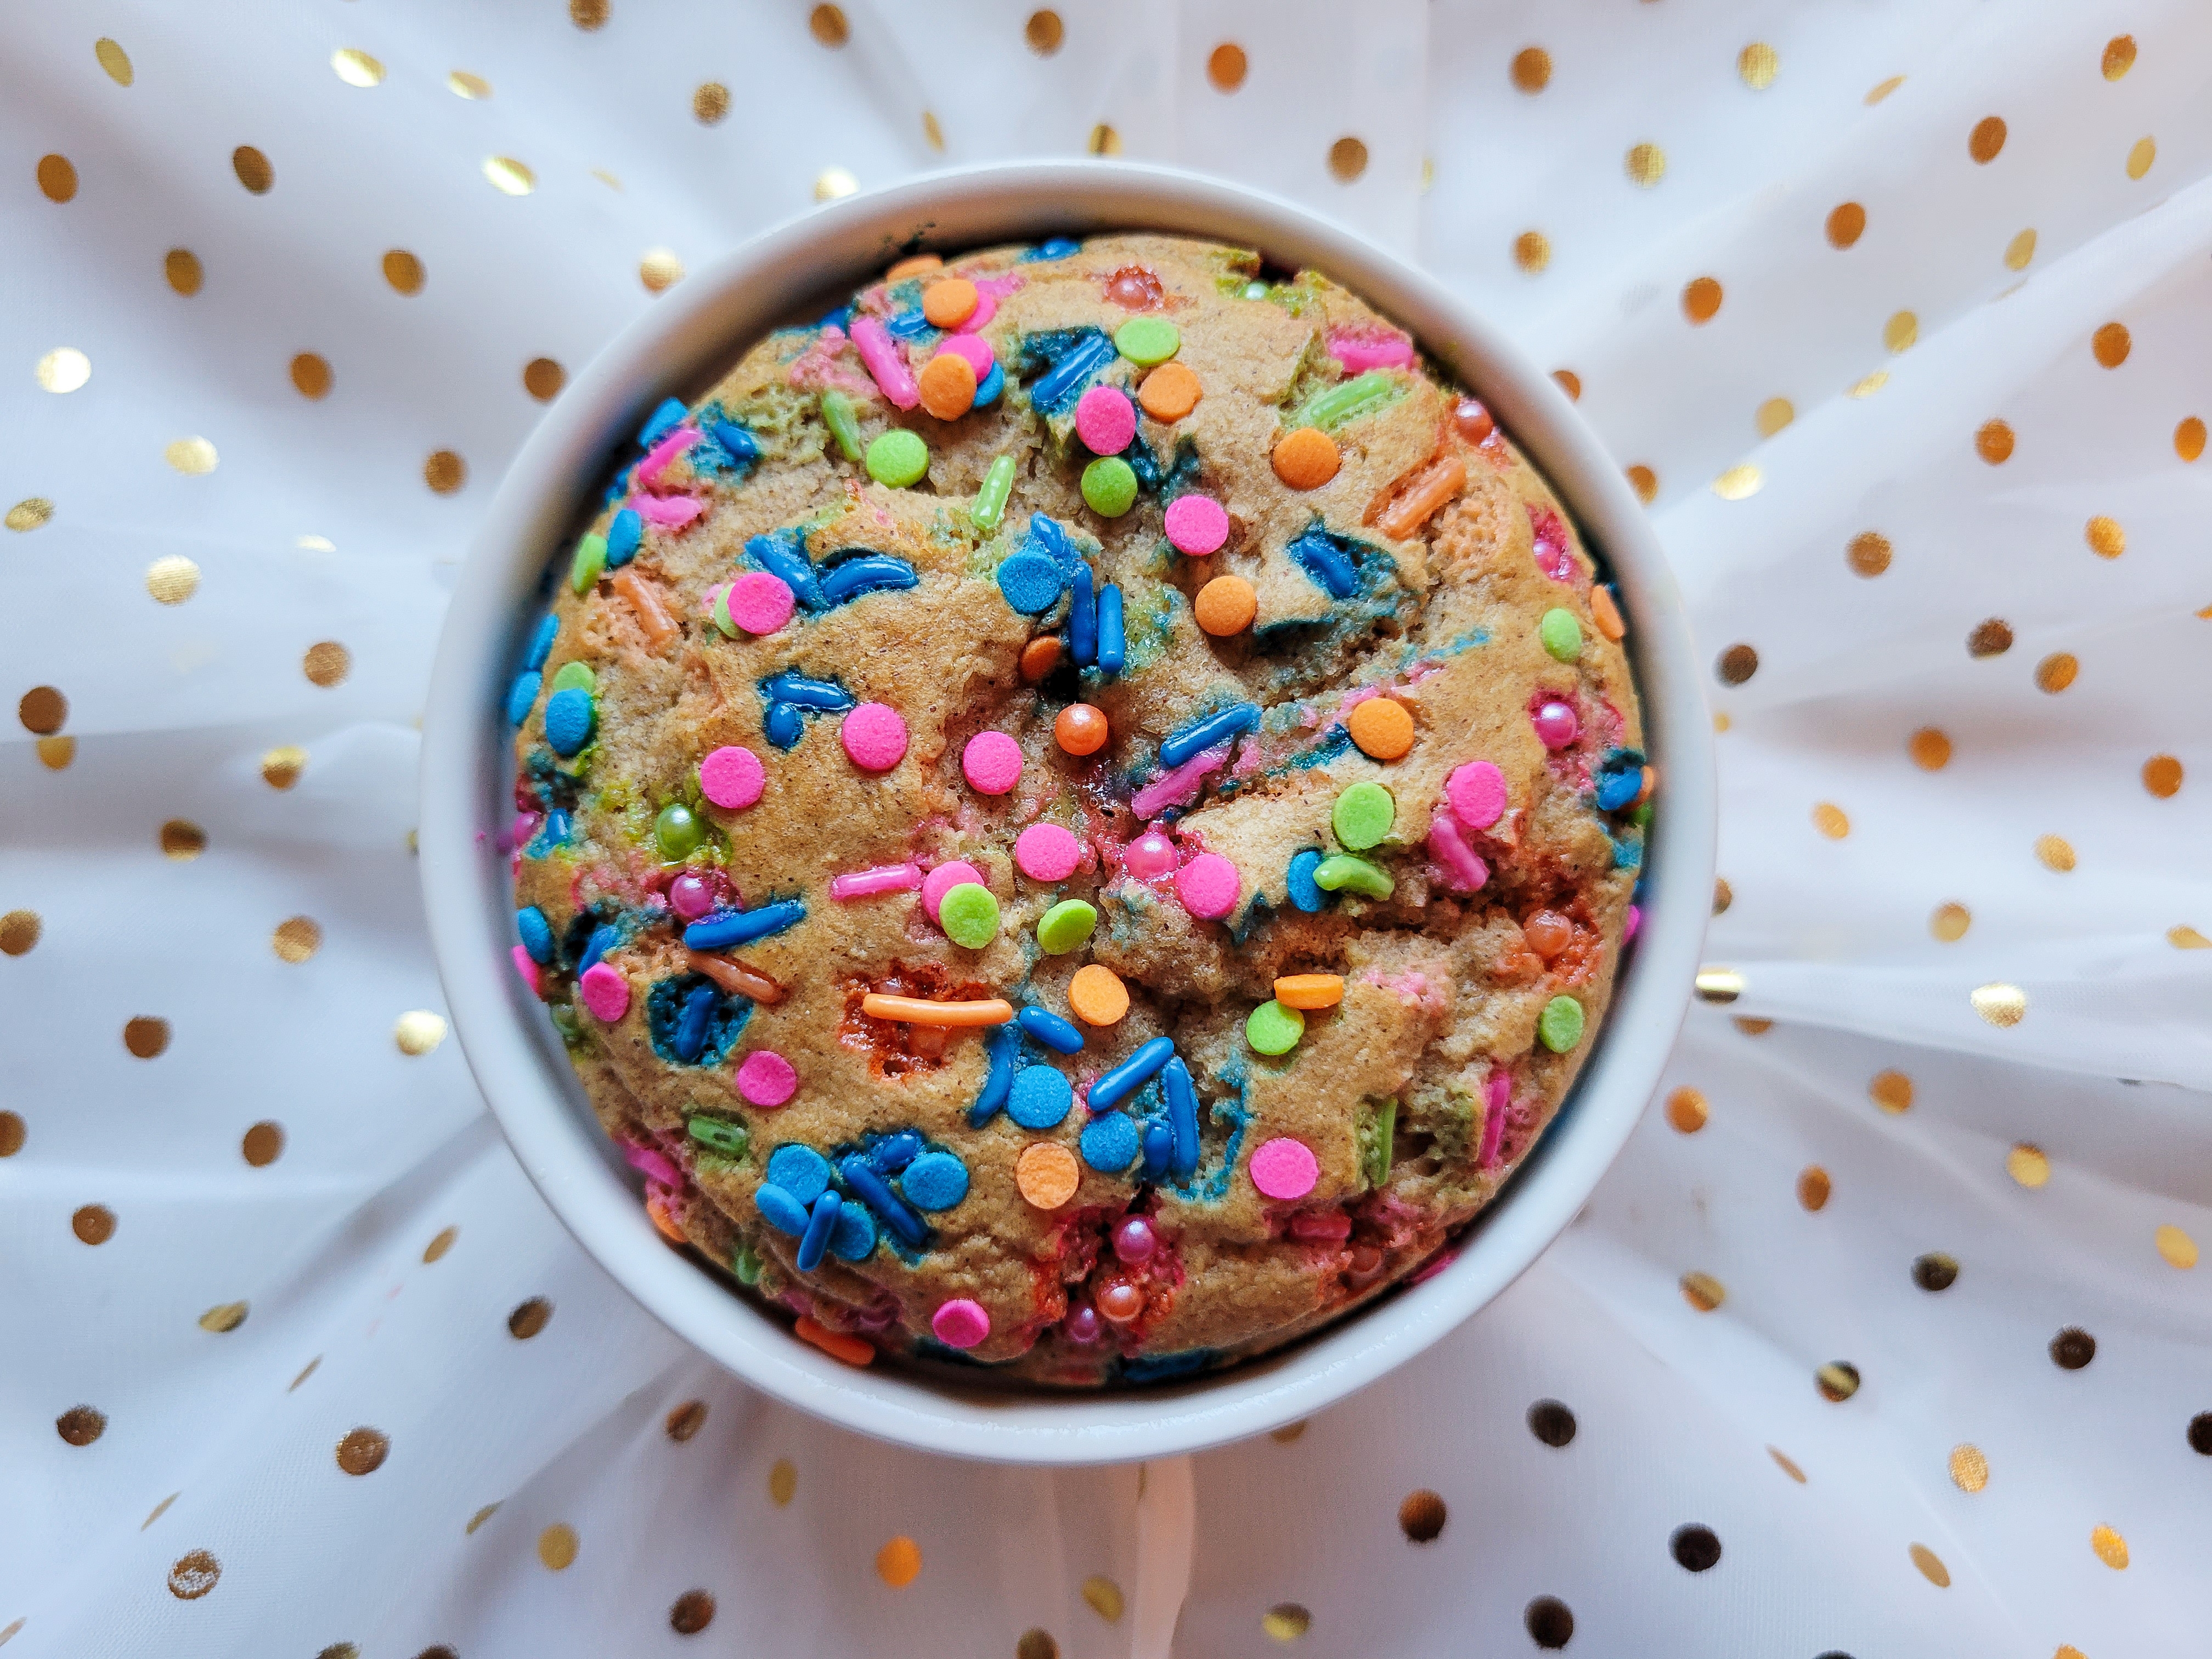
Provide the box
[1768,1446,1807,1482]
[640,247,684,293]
[2036,652,2078,693]
[1848,370,1888,398]
[1664,1087,1708,1133]
[2143,754,2183,798]
[396,1010,447,1056]
[2090,1525,2128,1570]
[537,1522,578,1570]
[2004,228,2038,271]
[1825,202,1866,249]
[1712,877,1733,916]
[2127,137,2156,180]
[303,641,351,687]
[1716,644,1758,685]
[1883,311,1918,353]
[448,71,492,100]
[922,111,945,152]
[571,0,608,29]
[1812,803,1850,839]
[0,910,39,957]
[1327,137,1368,182]
[665,1400,708,1442]
[1976,419,2016,465]
[2156,1223,2198,1268]
[1746,399,1792,442]
[1870,1070,1914,1114]
[165,437,218,475]
[38,154,78,203]
[815,167,858,202]
[290,353,332,400]
[523,358,565,402]
[1420,157,1435,193]
[331,48,384,88]
[507,1296,551,1339]
[0,1109,30,1154]
[1970,116,2007,164]
[1903,1543,1950,1588]
[382,250,425,295]
[38,736,75,770]
[1269,1421,1307,1443]
[1398,1488,1447,1542]
[168,1549,221,1600]
[1017,1630,1059,1659]
[466,1502,499,1533]
[2166,925,2210,950]
[57,1404,105,1444]
[1626,143,1666,187]
[95,37,134,86]
[1694,966,1744,1005]
[145,555,200,605]
[1680,1271,1725,1312]
[2103,35,2137,80]
[1968,617,2014,657]
[18,685,66,735]
[1845,531,1892,577]
[73,1203,116,1244]
[241,1121,284,1166]
[1973,983,2027,1028]
[1510,46,1551,93]
[331,1427,391,1476]
[2007,1143,2051,1188]
[1025,10,1064,54]
[1552,368,1582,401]
[2034,834,2076,873]
[232,146,273,194]
[1207,42,1248,92]
[769,1456,797,1505]
[261,745,306,789]
[7,496,53,532]
[1514,230,1550,274]
[1261,1605,1311,1643]
[876,1534,922,1587]
[809,4,849,46]
[1081,1575,1124,1621]
[1798,1166,1831,1211]
[1626,465,1657,504]
[418,453,469,500]
[483,156,535,195]
[2092,322,2131,368]
[125,1015,171,1057]
[1712,464,1761,500]
[422,1225,459,1263]
[271,916,321,963]
[1942,1443,1989,1492]
[1683,276,1723,323]
[1931,902,1971,943]
[1816,1361,1861,1402]
[669,1590,715,1635]
[1738,43,1778,89]
[36,348,90,394]
[2177,416,2207,462]
[692,82,728,124]
[198,1300,248,1334]
[1909,728,1951,771]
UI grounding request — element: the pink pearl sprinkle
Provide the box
[1446,760,1507,829]
[1063,1303,1102,1344]
[668,871,719,921]
[1532,700,1579,750]
[1074,385,1137,455]
[830,862,922,900]
[1123,827,1180,881]
[699,746,765,810]
[931,1298,991,1349]
[736,1049,798,1108]
[1175,852,1240,919]
[510,945,542,997]
[1163,493,1229,556]
[962,730,1024,795]
[1250,1137,1319,1201]
[840,702,909,771]
[623,1139,683,1189]
[579,962,630,1023]
[1113,1215,1157,1264]
[936,334,995,379]
[1015,823,1084,882]
[921,861,984,923]
[724,571,795,635]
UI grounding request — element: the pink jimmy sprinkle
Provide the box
[634,425,700,493]
[830,862,923,900]
[1625,903,1643,942]
[510,945,541,997]
[1130,743,1229,819]
[1478,1068,1510,1170]
[623,1139,683,1189]
[630,493,701,529]
[1427,806,1493,890]
[1327,328,1415,373]
[849,313,921,410]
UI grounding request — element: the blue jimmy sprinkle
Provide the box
[1094,584,1125,675]
[1027,236,1081,261]
[1163,1056,1200,1177]
[1026,514,1080,572]
[1285,524,1367,600]
[605,508,642,569]
[539,808,571,851]
[746,530,825,611]
[1088,1036,1175,1110]
[968,1023,1020,1127]
[672,983,719,1064]
[1160,703,1260,769]
[870,1128,924,1171]
[579,923,619,974]
[817,303,854,331]
[1018,1006,1085,1054]
[1068,562,1097,665]
[761,670,857,707]
[795,1190,841,1272]
[524,612,560,671]
[710,418,760,462]
[755,1182,809,1236]
[637,397,688,449]
[683,900,805,951]
[884,307,934,341]
[1028,329,1115,415]
[516,906,554,964]
[817,552,919,605]
[1141,1120,1173,1181]
[839,1154,928,1248]
[1286,849,1327,913]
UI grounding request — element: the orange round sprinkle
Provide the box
[794,1315,874,1367]
[646,1188,689,1243]
[1194,574,1257,636]
[875,1534,922,1586]
[920,278,978,329]
[1054,703,1109,756]
[1068,963,1130,1026]
[884,253,943,280]
[917,352,977,421]
[1273,973,1344,1010]
[1590,584,1626,641]
[1020,636,1062,681]
[1346,697,1415,760]
[1272,426,1341,490]
[1138,361,1203,422]
[1016,1141,1081,1209]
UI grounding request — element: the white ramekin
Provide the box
[419,161,1713,1465]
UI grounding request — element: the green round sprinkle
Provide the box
[1081,456,1138,517]
[939,882,1000,949]
[820,388,863,461]
[655,803,703,860]
[732,1242,763,1285]
[1313,854,1393,899]
[972,452,1017,532]
[549,660,596,695]
[1036,899,1098,955]
[1246,999,1305,1056]
[1539,607,1583,662]
[569,532,607,595]
[1538,995,1586,1053]
[865,427,929,488]
[1114,317,1181,366]
[1631,802,1654,828]
[1332,781,1396,851]
[1241,280,1269,300]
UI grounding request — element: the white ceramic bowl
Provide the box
[420,161,1713,1465]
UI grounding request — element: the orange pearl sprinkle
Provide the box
[1272,426,1341,490]
[1055,703,1109,756]
[1068,963,1130,1026]
[1020,636,1062,681]
[1346,697,1415,761]
[1454,398,1494,443]
[1523,911,1573,959]
[1097,1280,1144,1323]
[1194,574,1257,636]
[920,278,978,329]
[917,352,976,421]
[1138,361,1203,422]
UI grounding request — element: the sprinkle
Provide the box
[569,533,606,594]
[1163,493,1229,556]
[720,572,795,636]
[1250,1136,1318,1200]
[612,567,679,649]
[861,993,1013,1026]
[840,702,909,771]
[820,388,864,460]
[973,453,1017,531]
[920,861,984,922]
[1138,361,1202,422]
[865,429,929,488]
[1124,826,1180,879]
[699,745,765,810]
[1174,852,1240,918]
[688,1114,749,1158]
[830,861,921,900]
[635,425,701,492]
[544,686,595,755]
[1426,810,1489,891]
[931,1299,990,1348]
[551,662,597,696]
[1018,1004,1086,1053]
[1031,329,1116,411]
[1075,386,1138,455]
[578,962,629,1022]
[1455,399,1494,443]
[511,945,542,994]
[839,1154,928,1247]
[1446,761,1507,828]
[516,906,554,963]
[631,493,702,529]
[686,951,785,1003]
[1095,583,1126,672]
[1272,427,1341,490]
[1530,506,1575,582]
[995,549,1065,614]
[962,730,1024,794]
[1081,1113,1141,1173]
[1068,562,1097,664]
[936,334,994,379]
[757,1182,807,1234]
[1194,574,1257,636]
[921,278,978,329]
[793,1316,873,1367]
[817,554,918,606]
[1286,849,1326,912]
[874,1132,923,1171]
[1287,527,1363,600]
[1538,995,1586,1052]
[918,352,977,420]
[1034,237,1081,260]
[1293,371,1403,432]
[795,1190,841,1271]
[682,899,806,949]
[1347,697,1415,760]
[1009,1064,1074,1129]
[974,360,1005,405]
[1020,636,1062,680]
[849,314,920,409]
[1141,1124,1172,1183]
[1314,854,1392,899]
[1333,782,1395,850]
[1068,963,1130,1026]
[709,419,759,464]
[1161,703,1260,769]
[1130,744,1228,819]
[1016,1142,1081,1208]
[1088,1035,1175,1109]
[1081,457,1138,517]
[639,398,689,447]
[1162,1056,1199,1176]
[737,1049,798,1107]
[830,1203,877,1261]
[1539,608,1583,662]
[627,1140,685,1189]
[656,803,703,860]
[603,510,642,569]
[1015,822,1084,881]
[1053,703,1109,757]
[1273,974,1344,1009]
[901,1150,969,1211]
[970,1023,1019,1125]
[939,882,1000,949]
[1035,900,1098,956]
[1327,330,1415,374]
[886,253,944,280]
[505,670,541,725]
[1246,1000,1304,1055]
[580,924,619,974]
[1592,584,1627,641]
[1114,316,1180,366]
[1376,454,1467,540]
[767,1144,833,1203]
[1532,699,1579,749]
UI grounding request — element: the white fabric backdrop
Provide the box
[4,2,2209,1655]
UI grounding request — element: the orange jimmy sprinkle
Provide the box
[1138,361,1203,422]
[860,993,1014,1026]
[917,352,976,420]
[1020,636,1063,681]
[1194,574,1257,636]
[1273,973,1345,1009]
[794,1316,874,1367]
[1590,584,1627,641]
[685,950,785,1005]
[611,567,677,649]
[1376,453,1468,539]
[884,253,943,280]
[920,278,978,329]
[1271,426,1340,490]
[1067,963,1130,1026]
[1015,1141,1081,1209]
[1054,703,1109,756]
[1346,697,1415,761]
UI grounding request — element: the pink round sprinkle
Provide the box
[510,945,542,997]
[699,746,765,810]
[1074,385,1137,455]
[1532,699,1579,750]
[931,1298,991,1349]
[1124,826,1179,880]
[1174,852,1240,919]
[921,860,984,923]
[579,962,630,1023]
[1250,1137,1319,1201]
[936,334,995,379]
[724,571,795,635]
[840,702,909,771]
[962,730,1024,795]
[736,1049,798,1108]
[1163,493,1229,556]
[1015,823,1083,882]
[1446,760,1508,829]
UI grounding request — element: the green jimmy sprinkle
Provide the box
[1539,608,1583,663]
[1363,1096,1397,1189]
[732,1241,763,1284]
[569,531,607,595]
[1313,854,1393,900]
[1291,370,1403,433]
[973,453,1016,532]
[820,388,863,461]
[1538,995,1586,1053]
[688,1114,750,1159]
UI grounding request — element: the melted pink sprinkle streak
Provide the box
[1478,1068,1510,1169]
[1130,744,1228,819]
[1530,505,1574,582]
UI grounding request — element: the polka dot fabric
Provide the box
[2,2,2208,1656]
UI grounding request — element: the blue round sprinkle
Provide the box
[1286,849,1326,913]
[606,507,642,568]
[995,549,1066,615]
[974,360,1005,407]
[828,1201,877,1261]
[1039,237,1080,259]
[1008,1065,1074,1130]
[1080,1111,1141,1174]
[754,1181,810,1236]
[900,1150,969,1212]
[544,686,596,757]
[516,906,554,964]
[1595,768,1640,811]
[505,670,541,726]
[524,612,560,671]
[764,1144,832,1206]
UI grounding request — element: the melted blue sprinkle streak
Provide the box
[746,531,825,611]
[761,671,854,710]
[673,983,719,1063]
[817,553,919,605]
[1028,329,1115,415]
[755,1182,809,1235]
[505,670,541,726]
[709,418,760,461]
[524,612,560,671]
[1286,849,1327,913]
[969,1023,1020,1127]
[637,397,688,449]
[1286,526,1365,600]
[884,307,934,341]
[838,1154,929,1248]
[682,899,805,950]
[974,360,1004,406]
[1160,702,1260,769]
[1068,562,1097,665]
[795,1190,841,1271]
[1163,1056,1200,1177]
[1017,1006,1085,1054]
[1141,1120,1173,1181]
[579,923,620,974]
[763,703,805,749]
[1094,584,1125,675]
[1089,1036,1176,1111]
[1612,834,1644,871]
